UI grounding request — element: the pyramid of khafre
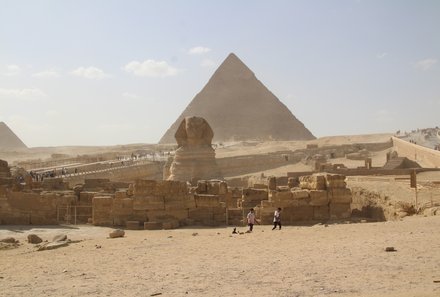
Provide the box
[0,122,27,149]
[159,53,315,144]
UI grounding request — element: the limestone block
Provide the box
[79,191,96,204]
[267,176,277,190]
[329,188,352,204]
[109,229,125,238]
[325,173,347,188]
[126,221,142,230]
[189,208,213,222]
[195,194,220,207]
[289,190,311,206]
[92,196,113,225]
[283,206,314,222]
[261,200,274,208]
[162,219,180,229]
[206,181,220,195]
[309,190,329,206]
[160,209,189,221]
[112,198,133,216]
[114,190,127,199]
[330,203,351,219]
[299,175,326,190]
[270,191,292,202]
[134,179,157,196]
[197,180,207,193]
[242,188,268,201]
[131,210,148,222]
[144,222,162,230]
[133,196,164,210]
[287,177,299,188]
[313,205,330,220]
[291,190,310,199]
[219,181,228,194]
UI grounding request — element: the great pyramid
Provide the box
[159,53,315,143]
[0,122,27,149]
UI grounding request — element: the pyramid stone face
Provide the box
[159,53,315,143]
[0,122,27,150]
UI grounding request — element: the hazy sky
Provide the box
[1,0,439,147]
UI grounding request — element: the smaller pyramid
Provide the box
[0,122,27,150]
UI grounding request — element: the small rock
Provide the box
[27,234,43,244]
[52,234,67,242]
[385,247,397,252]
[109,229,125,238]
[0,237,17,244]
[191,233,198,236]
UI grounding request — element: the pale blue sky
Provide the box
[0,0,439,147]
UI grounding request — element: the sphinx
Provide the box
[166,116,222,183]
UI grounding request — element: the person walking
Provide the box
[246,208,258,232]
[272,208,282,230]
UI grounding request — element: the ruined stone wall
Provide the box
[0,190,75,224]
[240,174,353,224]
[392,136,440,168]
[92,179,230,229]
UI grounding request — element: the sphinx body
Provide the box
[166,116,222,183]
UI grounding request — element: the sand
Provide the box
[1,216,440,297]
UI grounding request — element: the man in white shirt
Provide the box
[272,208,282,230]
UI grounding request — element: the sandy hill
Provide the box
[159,53,315,144]
[0,122,27,150]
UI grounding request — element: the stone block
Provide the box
[329,188,352,204]
[313,205,330,220]
[133,196,164,210]
[283,206,314,222]
[299,175,326,190]
[195,194,220,207]
[114,190,127,199]
[242,188,268,201]
[134,179,157,196]
[126,220,142,230]
[270,191,292,202]
[309,190,329,206]
[79,191,95,204]
[330,203,351,219]
[144,222,162,230]
[162,219,180,230]
[219,181,228,194]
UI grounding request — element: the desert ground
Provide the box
[1,216,440,297]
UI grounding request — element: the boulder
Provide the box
[109,229,125,238]
[27,234,43,244]
[0,237,18,244]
